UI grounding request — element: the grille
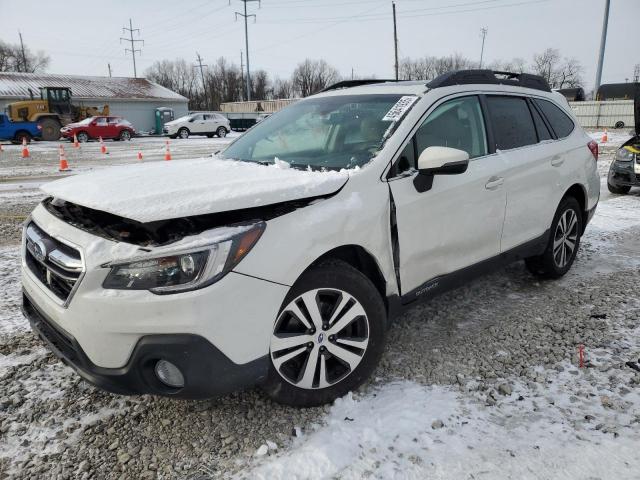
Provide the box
[24,222,84,303]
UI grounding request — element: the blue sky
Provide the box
[0,0,636,90]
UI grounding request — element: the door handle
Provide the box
[551,156,564,167]
[485,176,504,190]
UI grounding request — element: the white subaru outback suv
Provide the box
[22,70,599,407]
[163,112,230,139]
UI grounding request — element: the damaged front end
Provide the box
[43,194,330,247]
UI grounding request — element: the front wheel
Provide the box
[216,127,227,138]
[76,132,89,143]
[178,128,189,139]
[525,197,582,279]
[119,130,131,141]
[262,261,387,407]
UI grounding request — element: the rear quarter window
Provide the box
[534,99,575,138]
[485,96,537,150]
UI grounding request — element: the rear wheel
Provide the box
[262,261,386,407]
[38,117,62,141]
[216,127,227,138]
[12,131,31,144]
[614,121,625,129]
[525,197,582,279]
[178,127,189,139]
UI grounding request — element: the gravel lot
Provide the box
[1,133,639,479]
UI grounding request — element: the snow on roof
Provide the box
[0,72,188,102]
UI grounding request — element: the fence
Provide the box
[567,100,634,129]
[220,99,298,113]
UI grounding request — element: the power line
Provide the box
[120,18,144,78]
[235,0,260,101]
[479,27,488,68]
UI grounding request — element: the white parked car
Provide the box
[22,70,599,407]
[163,112,230,139]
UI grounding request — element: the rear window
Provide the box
[534,99,574,138]
[486,96,537,150]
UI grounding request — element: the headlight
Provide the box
[615,147,635,163]
[102,222,265,293]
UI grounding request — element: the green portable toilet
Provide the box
[155,107,175,135]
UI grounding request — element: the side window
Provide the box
[414,96,487,159]
[529,102,553,141]
[486,96,537,150]
[191,114,203,122]
[95,117,107,126]
[534,99,574,138]
[392,140,416,175]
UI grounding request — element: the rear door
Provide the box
[485,95,559,251]
[388,95,507,296]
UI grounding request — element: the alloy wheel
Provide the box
[270,288,369,390]
[553,209,578,268]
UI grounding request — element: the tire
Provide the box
[607,181,631,194]
[12,131,31,144]
[525,197,582,279]
[76,132,89,143]
[39,117,62,141]
[216,127,227,138]
[615,121,625,129]
[262,261,387,407]
[178,127,189,139]
[119,130,132,141]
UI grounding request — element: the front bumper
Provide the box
[609,160,640,187]
[23,292,269,398]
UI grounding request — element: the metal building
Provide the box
[0,72,188,133]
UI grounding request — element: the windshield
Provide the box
[77,117,94,125]
[174,115,193,122]
[221,94,412,170]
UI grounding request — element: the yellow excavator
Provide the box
[6,87,109,141]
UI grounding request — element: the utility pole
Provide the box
[240,51,245,101]
[633,64,640,83]
[235,0,260,101]
[108,63,112,78]
[479,27,488,68]
[194,52,209,109]
[120,18,144,78]
[594,0,610,97]
[392,2,398,81]
[18,31,27,72]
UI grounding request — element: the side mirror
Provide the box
[414,146,470,192]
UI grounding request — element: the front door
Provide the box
[388,95,507,297]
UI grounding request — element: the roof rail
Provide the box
[426,70,551,92]
[320,79,397,92]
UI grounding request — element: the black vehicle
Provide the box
[607,84,640,194]
[557,87,585,102]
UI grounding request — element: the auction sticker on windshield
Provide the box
[382,95,418,122]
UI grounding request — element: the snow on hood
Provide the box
[41,158,349,223]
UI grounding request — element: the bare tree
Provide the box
[291,59,339,97]
[271,77,294,99]
[399,53,476,81]
[251,69,269,100]
[0,40,50,73]
[531,48,583,88]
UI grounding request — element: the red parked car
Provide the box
[60,116,136,142]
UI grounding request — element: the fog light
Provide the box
[155,360,185,388]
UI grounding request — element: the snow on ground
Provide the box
[588,129,633,150]
[0,246,28,338]
[240,191,640,480]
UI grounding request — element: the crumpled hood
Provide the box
[41,158,349,223]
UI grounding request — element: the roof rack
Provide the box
[426,70,551,92]
[320,79,397,92]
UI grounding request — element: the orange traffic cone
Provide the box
[73,133,80,148]
[164,142,172,161]
[58,145,69,171]
[100,136,108,154]
[601,129,608,143]
[21,137,30,158]
[137,151,143,161]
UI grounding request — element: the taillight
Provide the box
[587,140,598,161]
